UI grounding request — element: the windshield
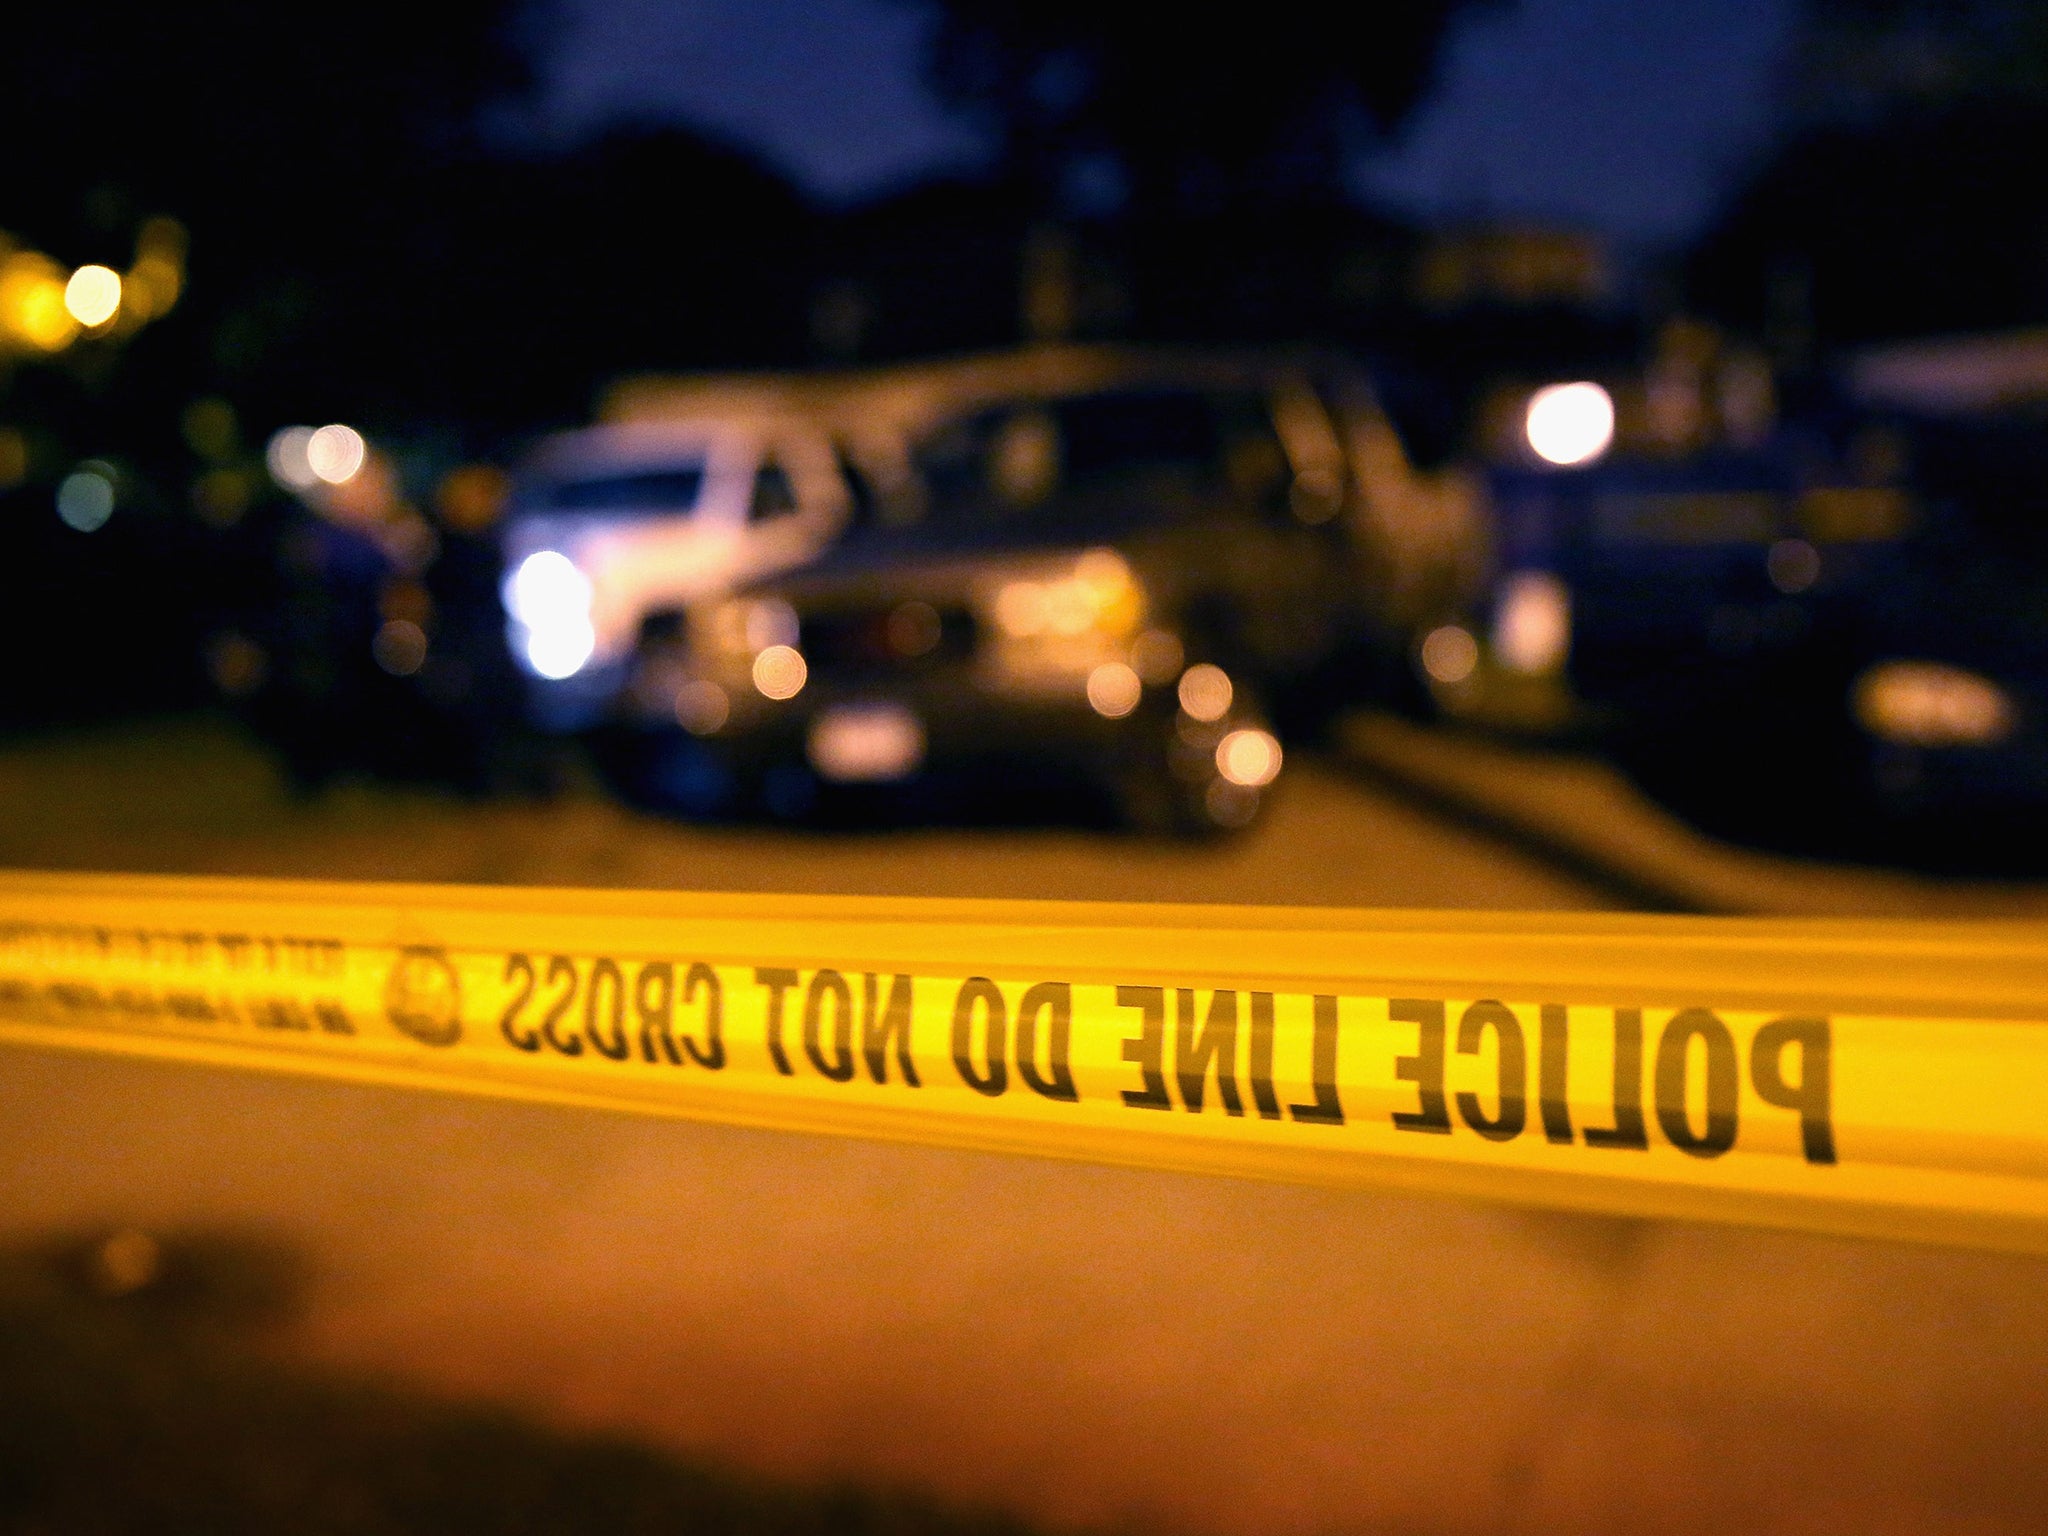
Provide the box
[912,388,1288,535]
[541,465,707,514]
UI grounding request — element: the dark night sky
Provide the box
[533,0,1800,247]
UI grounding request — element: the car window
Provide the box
[748,458,800,522]
[914,388,1288,529]
[545,466,705,513]
[833,445,881,528]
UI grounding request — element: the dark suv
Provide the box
[608,354,1405,832]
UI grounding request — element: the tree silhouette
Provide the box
[903,0,1493,217]
[1691,0,2048,348]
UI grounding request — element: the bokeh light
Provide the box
[753,645,808,700]
[504,550,597,679]
[63,265,122,327]
[1085,661,1142,718]
[371,620,429,677]
[1853,661,2014,748]
[265,427,319,491]
[1420,625,1479,685]
[306,424,367,485]
[0,253,80,351]
[55,464,116,532]
[1524,382,1615,467]
[1176,663,1233,722]
[1215,728,1282,787]
[675,680,731,735]
[1491,571,1571,675]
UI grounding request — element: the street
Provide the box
[0,714,1620,910]
[4,715,2048,1535]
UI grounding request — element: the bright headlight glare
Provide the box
[1525,382,1614,467]
[524,618,596,680]
[504,550,591,628]
[505,550,597,679]
[1853,661,2015,748]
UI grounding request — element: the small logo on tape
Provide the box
[384,946,462,1047]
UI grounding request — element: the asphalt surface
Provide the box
[0,714,1619,910]
[5,715,2048,1536]
[1342,713,2048,918]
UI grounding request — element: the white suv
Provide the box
[501,412,853,730]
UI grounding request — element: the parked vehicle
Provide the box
[599,349,1434,832]
[1434,355,2048,865]
[500,409,855,732]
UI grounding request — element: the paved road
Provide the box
[4,717,2046,1536]
[0,714,1619,910]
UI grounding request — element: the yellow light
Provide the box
[753,645,808,700]
[1085,661,1142,718]
[1216,728,1282,787]
[995,552,1142,643]
[123,221,187,324]
[0,253,80,351]
[1176,663,1233,723]
[122,255,182,322]
[1076,547,1142,633]
[1525,382,1615,467]
[64,265,122,328]
[994,580,1050,637]
[1075,547,1131,594]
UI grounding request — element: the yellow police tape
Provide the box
[2,870,2046,1254]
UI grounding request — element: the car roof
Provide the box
[516,419,782,483]
[600,344,1353,446]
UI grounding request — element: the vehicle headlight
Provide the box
[1492,570,1571,675]
[1852,661,2016,748]
[991,548,1144,642]
[503,550,595,680]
